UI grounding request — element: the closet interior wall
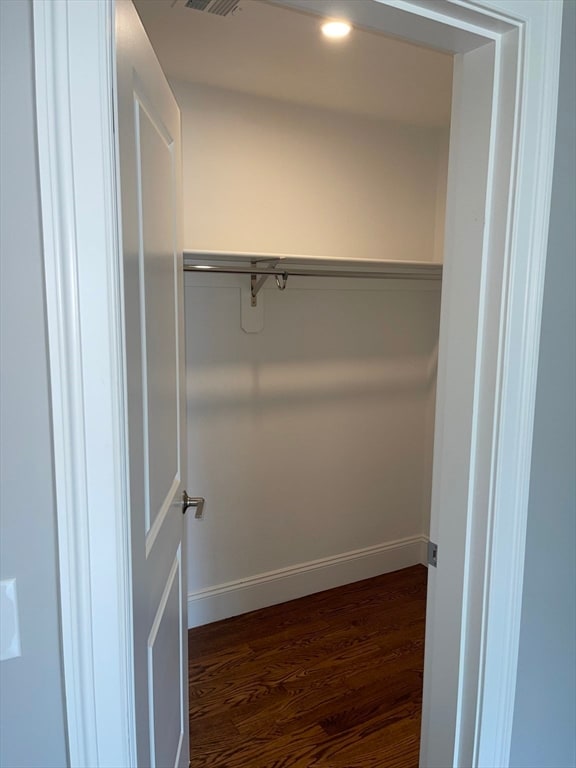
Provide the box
[176,81,446,628]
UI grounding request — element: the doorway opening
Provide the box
[135,0,450,763]
[33,0,563,764]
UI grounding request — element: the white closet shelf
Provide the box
[183,250,443,281]
[183,250,442,333]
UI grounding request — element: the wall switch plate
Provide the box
[1,579,22,661]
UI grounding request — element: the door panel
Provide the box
[115,2,188,766]
[137,98,180,544]
[148,547,185,768]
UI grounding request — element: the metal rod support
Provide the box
[250,273,270,306]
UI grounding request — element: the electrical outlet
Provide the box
[1,579,22,661]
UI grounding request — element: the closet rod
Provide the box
[183,264,442,281]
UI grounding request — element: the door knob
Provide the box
[182,491,205,518]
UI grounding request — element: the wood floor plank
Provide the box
[318,669,423,736]
[188,564,427,767]
[232,679,346,741]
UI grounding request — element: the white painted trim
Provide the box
[474,2,565,766]
[33,3,98,761]
[188,536,428,628]
[33,1,135,766]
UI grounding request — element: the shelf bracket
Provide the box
[251,272,270,307]
[250,259,281,307]
[242,259,280,334]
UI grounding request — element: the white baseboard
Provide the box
[187,534,428,628]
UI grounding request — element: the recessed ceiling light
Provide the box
[321,20,352,39]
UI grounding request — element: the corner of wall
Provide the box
[433,128,450,263]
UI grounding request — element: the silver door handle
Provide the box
[182,491,205,518]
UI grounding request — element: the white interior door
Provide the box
[115,2,188,766]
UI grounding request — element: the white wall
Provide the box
[177,80,445,626]
[510,3,576,765]
[174,81,448,262]
[185,276,440,625]
[0,2,68,766]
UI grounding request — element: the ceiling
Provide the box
[134,0,453,126]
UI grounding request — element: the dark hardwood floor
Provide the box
[188,565,427,768]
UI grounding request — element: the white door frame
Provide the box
[32,0,563,766]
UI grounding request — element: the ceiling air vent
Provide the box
[185,0,240,16]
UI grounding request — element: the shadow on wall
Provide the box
[184,280,440,596]
[187,357,437,412]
